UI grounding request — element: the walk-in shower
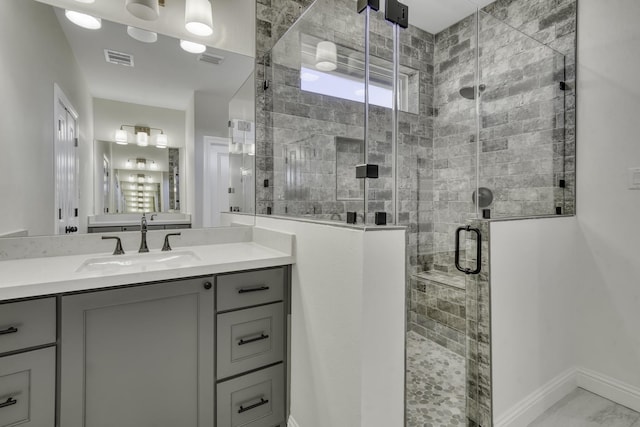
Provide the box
[257,0,576,424]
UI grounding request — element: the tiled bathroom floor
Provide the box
[406,331,466,427]
[529,388,640,427]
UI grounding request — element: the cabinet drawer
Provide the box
[0,347,56,427]
[217,268,285,312]
[217,364,285,427]
[217,303,284,379]
[0,298,56,355]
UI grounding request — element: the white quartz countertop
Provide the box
[0,240,293,301]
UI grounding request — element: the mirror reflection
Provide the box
[0,0,255,238]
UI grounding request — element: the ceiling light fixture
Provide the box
[65,10,102,30]
[126,0,160,21]
[180,39,206,54]
[127,26,158,43]
[185,0,213,36]
[315,41,338,72]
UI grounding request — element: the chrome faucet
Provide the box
[139,213,149,253]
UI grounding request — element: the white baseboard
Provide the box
[288,415,300,427]
[494,368,578,427]
[577,367,640,413]
[495,367,640,427]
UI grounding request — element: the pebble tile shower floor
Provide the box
[406,331,466,427]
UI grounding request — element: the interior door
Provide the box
[202,137,230,227]
[54,87,79,235]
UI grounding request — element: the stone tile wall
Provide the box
[410,273,467,357]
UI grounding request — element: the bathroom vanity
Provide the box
[0,227,293,427]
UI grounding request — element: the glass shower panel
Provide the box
[477,10,567,219]
[267,0,366,223]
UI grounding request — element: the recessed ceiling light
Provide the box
[180,40,206,54]
[127,26,158,43]
[126,0,160,21]
[65,10,102,30]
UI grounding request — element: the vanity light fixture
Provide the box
[126,0,160,21]
[185,0,214,36]
[116,125,166,147]
[180,40,207,54]
[65,10,102,30]
[127,26,158,43]
[315,41,338,72]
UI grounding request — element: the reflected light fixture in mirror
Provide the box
[127,26,158,43]
[115,128,128,145]
[156,133,168,148]
[315,41,338,72]
[136,131,149,146]
[185,0,213,36]
[65,10,102,30]
[180,39,206,54]
[126,0,160,21]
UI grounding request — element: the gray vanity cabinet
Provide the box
[0,298,57,427]
[59,278,215,427]
[216,267,288,427]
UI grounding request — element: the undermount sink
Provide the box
[76,250,201,273]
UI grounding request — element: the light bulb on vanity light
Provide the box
[65,10,102,30]
[185,0,213,36]
[115,129,128,144]
[136,131,149,146]
[156,133,168,148]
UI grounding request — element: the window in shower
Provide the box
[300,34,418,114]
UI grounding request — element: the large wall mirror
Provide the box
[0,0,256,237]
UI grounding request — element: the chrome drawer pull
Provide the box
[0,326,18,336]
[238,398,269,414]
[0,397,17,409]
[238,333,269,346]
[238,286,270,294]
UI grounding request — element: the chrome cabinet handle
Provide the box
[238,333,269,346]
[455,225,482,275]
[238,398,269,414]
[0,397,17,409]
[238,286,269,294]
[0,326,18,336]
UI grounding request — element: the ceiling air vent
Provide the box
[197,52,225,65]
[104,49,134,67]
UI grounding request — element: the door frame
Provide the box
[53,84,79,235]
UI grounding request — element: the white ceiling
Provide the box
[50,5,254,110]
[399,0,496,34]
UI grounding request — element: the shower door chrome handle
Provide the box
[455,225,482,275]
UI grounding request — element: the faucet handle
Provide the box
[102,236,125,255]
[162,233,181,252]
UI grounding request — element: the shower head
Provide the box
[459,84,486,100]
